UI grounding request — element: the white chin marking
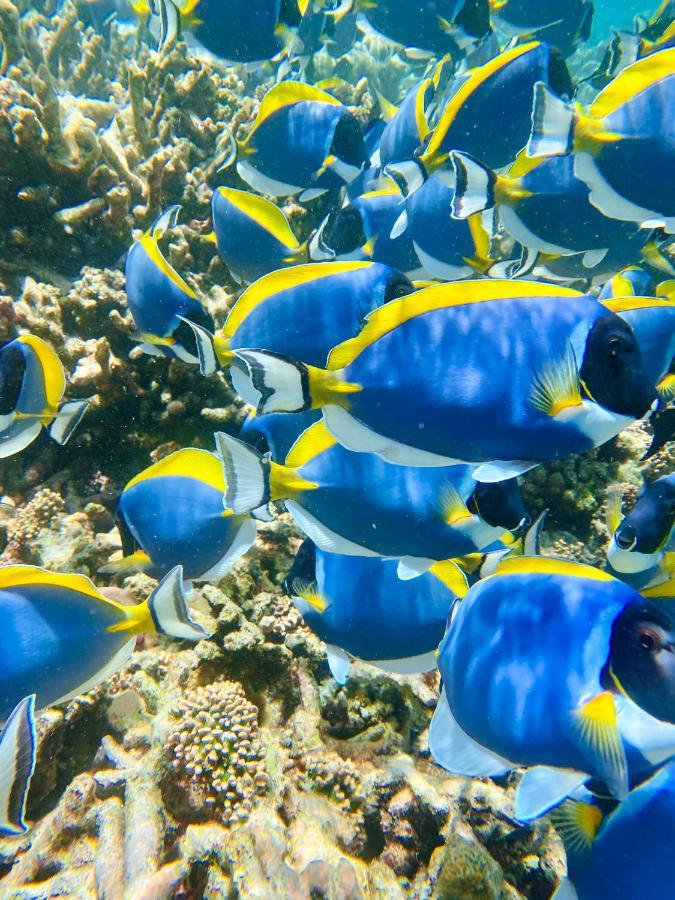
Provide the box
[607,540,660,575]
[562,401,633,447]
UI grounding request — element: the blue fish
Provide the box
[102,447,257,584]
[240,408,322,461]
[210,187,306,285]
[234,280,659,481]
[309,184,422,277]
[214,260,413,403]
[557,760,675,899]
[392,170,493,280]
[450,151,641,265]
[389,41,573,194]
[0,335,88,458]
[0,563,207,734]
[236,82,367,199]
[491,0,593,57]
[528,47,675,234]
[285,539,466,682]
[598,267,657,300]
[606,475,675,586]
[124,207,216,374]
[216,418,527,576]
[429,556,675,820]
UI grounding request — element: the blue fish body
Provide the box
[334,289,626,465]
[183,0,284,63]
[210,187,303,284]
[492,0,593,56]
[114,448,255,583]
[404,172,489,279]
[217,261,413,369]
[601,297,675,390]
[361,0,490,57]
[240,409,322,461]
[598,267,656,300]
[565,762,675,899]
[294,547,458,666]
[378,79,434,168]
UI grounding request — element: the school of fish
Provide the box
[2,0,675,895]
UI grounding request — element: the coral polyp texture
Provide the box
[165,680,269,825]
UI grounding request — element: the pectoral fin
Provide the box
[570,692,628,801]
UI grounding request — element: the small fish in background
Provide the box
[213,260,413,403]
[210,187,306,285]
[100,446,257,585]
[136,0,311,64]
[234,280,657,481]
[429,556,675,821]
[450,150,644,273]
[309,182,424,278]
[490,0,594,57]
[556,760,675,899]
[235,82,367,199]
[527,47,675,234]
[215,419,528,576]
[284,539,467,683]
[605,475,675,586]
[0,335,89,458]
[0,696,36,836]
[345,0,491,61]
[124,206,217,375]
[387,41,574,195]
[598,266,657,300]
[391,170,493,280]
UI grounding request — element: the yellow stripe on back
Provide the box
[359,183,401,199]
[414,78,432,141]
[17,335,66,410]
[600,296,675,313]
[589,47,675,118]
[424,42,540,160]
[223,260,371,340]
[0,564,105,601]
[241,82,341,145]
[124,448,225,493]
[496,556,614,581]
[139,234,197,298]
[218,187,300,249]
[327,279,582,370]
[285,420,337,468]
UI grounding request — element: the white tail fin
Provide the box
[147,566,210,641]
[49,399,89,445]
[176,317,217,376]
[450,151,495,219]
[214,431,271,514]
[384,160,427,197]
[0,695,36,835]
[235,350,311,414]
[527,82,575,159]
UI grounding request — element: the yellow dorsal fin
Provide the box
[429,559,469,597]
[496,556,614,581]
[590,46,675,119]
[374,87,398,121]
[138,234,197,299]
[606,484,623,534]
[286,420,336,468]
[327,280,582,370]
[241,82,341,145]
[600,296,675,313]
[17,335,66,411]
[124,448,225,493]
[217,187,299,249]
[529,344,583,418]
[222,261,370,341]
[0,564,103,599]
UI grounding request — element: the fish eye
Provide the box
[636,627,661,653]
[615,531,637,551]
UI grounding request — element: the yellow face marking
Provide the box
[218,187,300,249]
[124,448,226,493]
[327,279,582,370]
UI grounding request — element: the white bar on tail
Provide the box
[0,695,37,835]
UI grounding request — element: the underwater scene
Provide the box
[0,0,674,896]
